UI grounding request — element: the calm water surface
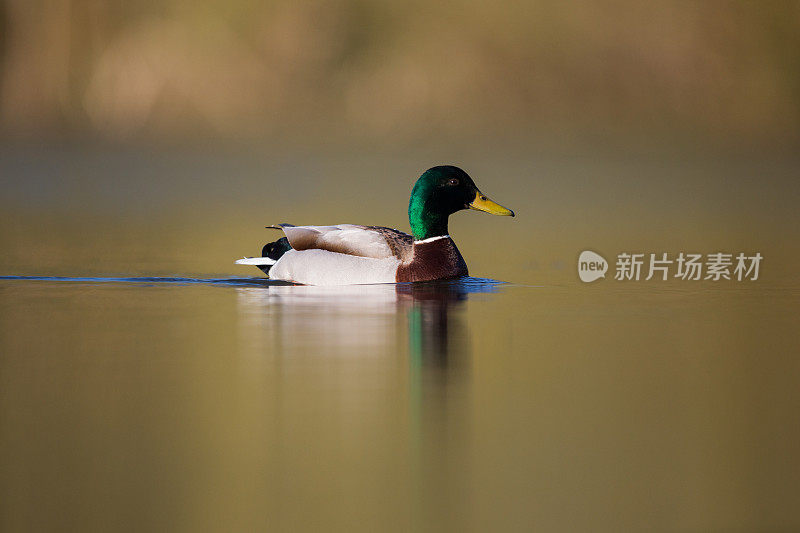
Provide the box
[2,147,800,531]
[2,275,799,531]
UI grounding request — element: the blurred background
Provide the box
[1,0,799,283]
[1,0,800,146]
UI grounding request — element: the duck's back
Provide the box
[267,224,411,285]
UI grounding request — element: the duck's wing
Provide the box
[273,224,412,261]
[364,226,414,261]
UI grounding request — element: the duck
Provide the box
[235,165,514,285]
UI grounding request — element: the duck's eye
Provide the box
[447,178,459,186]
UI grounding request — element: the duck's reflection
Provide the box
[235,277,501,365]
[235,278,501,528]
[397,280,472,369]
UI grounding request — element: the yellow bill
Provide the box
[468,191,515,216]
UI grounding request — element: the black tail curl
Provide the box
[258,237,293,274]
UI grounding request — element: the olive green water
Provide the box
[1,146,800,531]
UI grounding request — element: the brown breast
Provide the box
[395,237,469,282]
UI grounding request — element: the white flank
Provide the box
[269,249,400,285]
[413,235,449,244]
[235,257,277,266]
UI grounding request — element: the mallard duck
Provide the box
[235,165,514,285]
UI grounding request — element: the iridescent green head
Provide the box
[408,165,514,240]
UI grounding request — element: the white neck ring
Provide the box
[414,235,449,244]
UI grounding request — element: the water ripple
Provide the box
[0,275,504,291]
